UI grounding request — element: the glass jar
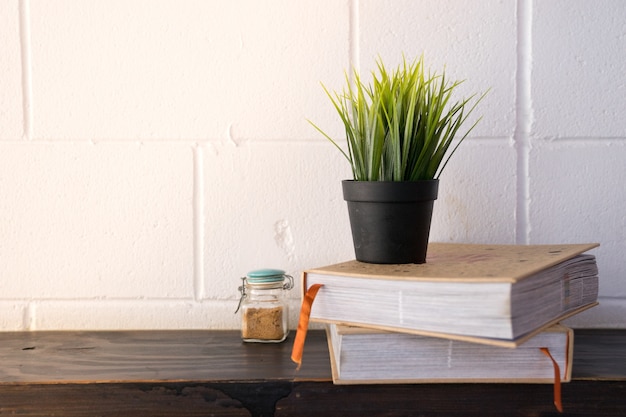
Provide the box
[237,268,294,343]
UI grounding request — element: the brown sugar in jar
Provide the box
[242,306,285,341]
[237,269,293,343]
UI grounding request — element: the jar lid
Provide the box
[246,268,287,284]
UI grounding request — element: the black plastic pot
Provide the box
[342,180,439,264]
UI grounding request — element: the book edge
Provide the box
[314,302,597,348]
[326,323,574,385]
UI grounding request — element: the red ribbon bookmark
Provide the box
[291,284,324,370]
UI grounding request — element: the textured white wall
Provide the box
[0,0,624,331]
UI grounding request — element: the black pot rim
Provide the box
[342,179,439,203]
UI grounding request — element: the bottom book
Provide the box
[326,323,573,384]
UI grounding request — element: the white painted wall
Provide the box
[1,0,624,331]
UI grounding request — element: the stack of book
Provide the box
[295,243,599,390]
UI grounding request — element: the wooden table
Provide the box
[0,329,624,416]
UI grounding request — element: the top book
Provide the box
[302,243,599,347]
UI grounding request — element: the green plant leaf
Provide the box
[310,56,487,181]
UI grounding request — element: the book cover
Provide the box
[326,323,573,384]
[303,243,599,347]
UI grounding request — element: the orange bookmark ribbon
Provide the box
[291,283,324,370]
[540,347,563,413]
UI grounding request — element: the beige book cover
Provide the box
[304,242,599,285]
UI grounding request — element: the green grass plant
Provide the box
[310,56,487,181]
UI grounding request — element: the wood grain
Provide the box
[0,329,622,416]
[0,330,330,384]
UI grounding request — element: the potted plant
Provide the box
[311,56,486,264]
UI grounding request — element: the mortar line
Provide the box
[19,0,33,140]
[514,0,532,245]
[349,0,360,72]
[193,144,205,301]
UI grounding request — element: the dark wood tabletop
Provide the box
[0,329,330,383]
[0,329,623,416]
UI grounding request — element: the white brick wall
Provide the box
[1,0,624,331]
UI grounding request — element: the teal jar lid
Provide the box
[246,268,287,284]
